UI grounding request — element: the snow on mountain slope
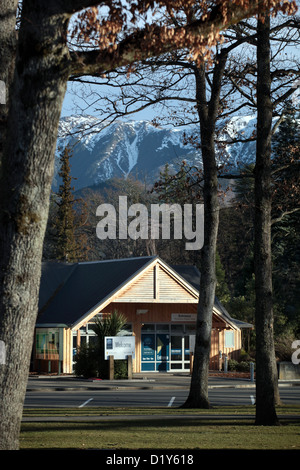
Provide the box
[54,114,259,192]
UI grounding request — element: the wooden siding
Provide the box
[219,328,241,362]
[105,301,198,323]
[157,266,197,302]
[209,328,220,370]
[117,264,197,304]
[63,328,72,374]
[117,267,156,302]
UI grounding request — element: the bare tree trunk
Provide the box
[0,2,70,449]
[0,0,18,165]
[183,56,226,407]
[254,15,281,426]
[184,133,219,408]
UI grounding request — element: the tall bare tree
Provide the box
[221,14,299,424]
[254,14,280,425]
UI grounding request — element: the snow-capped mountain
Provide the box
[54,114,259,192]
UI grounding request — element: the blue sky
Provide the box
[61,81,158,121]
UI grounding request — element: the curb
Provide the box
[26,378,300,392]
[21,413,300,423]
[28,383,295,392]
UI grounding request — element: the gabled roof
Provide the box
[171,264,201,291]
[37,255,251,330]
[213,296,253,329]
[38,256,156,327]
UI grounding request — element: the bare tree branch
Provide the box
[69,0,286,77]
[271,207,300,225]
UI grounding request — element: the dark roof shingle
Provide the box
[38,256,156,326]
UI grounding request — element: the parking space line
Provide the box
[79,398,94,408]
[168,396,175,407]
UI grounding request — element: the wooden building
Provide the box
[34,256,252,374]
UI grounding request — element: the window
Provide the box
[171,324,184,333]
[156,324,169,332]
[225,330,235,348]
[185,324,196,334]
[141,324,155,331]
[36,329,59,359]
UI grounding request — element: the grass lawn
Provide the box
[20,406,300,450]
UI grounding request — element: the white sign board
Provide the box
[105,336,135,360]
[171,313,197,322]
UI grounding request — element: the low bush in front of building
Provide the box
[226,358,256,372]
[73,344,100,378]
[114,360,128,379]
[73,344,128,379]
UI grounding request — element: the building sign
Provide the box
[105,336,135,360]
[171,314,197,322]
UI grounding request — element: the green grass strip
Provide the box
[20,405,300,450]
[22,404,300,417]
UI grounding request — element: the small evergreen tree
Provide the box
[215,251,230,306]
[55,145,78,262]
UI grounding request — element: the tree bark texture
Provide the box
[183,57,227,407]
[0,2,71,449]
[0,0,19,167]
[255,15,281,426]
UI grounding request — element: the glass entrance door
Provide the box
[141,324,195,372]
[141,332,170,371]
[170,335,191,370]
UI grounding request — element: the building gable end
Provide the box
[116,261,198,303]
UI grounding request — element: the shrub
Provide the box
[114,360,128,379]
[74,344,99,378]
[227,359,239,371]
[73,343,128,379]
[225,358,255,372]
[236,361,251,372]
[239,349,252,362]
